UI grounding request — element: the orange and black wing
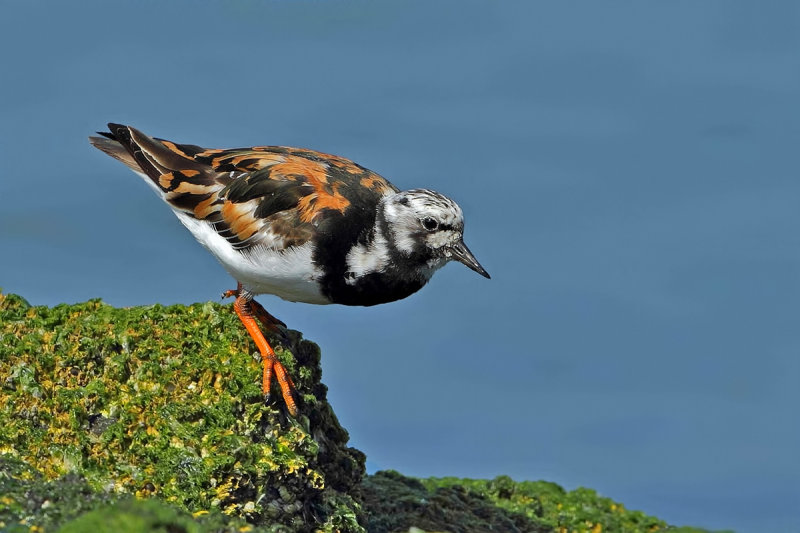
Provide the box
[91,124,398,252]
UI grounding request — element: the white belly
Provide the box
[174,212,331,304]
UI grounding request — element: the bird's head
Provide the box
[382,189,490,279]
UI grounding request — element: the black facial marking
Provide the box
[315,196,436,306]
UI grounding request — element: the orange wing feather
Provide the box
[93,125,398,252]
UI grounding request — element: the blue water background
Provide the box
[1,2,798,531]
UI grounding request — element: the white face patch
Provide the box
[344,230,390,284]
[382,189,465,256]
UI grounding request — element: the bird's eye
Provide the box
[422,217,439,231]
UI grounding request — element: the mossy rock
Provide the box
[359,471,727,533]
[0,291,364,532]
[0,291,728,533]
[358,470,548,533]
[0,455,120,532]
[57,498,205,533]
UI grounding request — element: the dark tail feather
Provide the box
[107,123,167,181]
[91,123,207,185]
[89,129,141,172]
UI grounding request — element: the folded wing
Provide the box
[90,123,397,252]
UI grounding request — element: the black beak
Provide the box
[449,240,490,279]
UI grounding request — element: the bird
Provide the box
[89,123,490,417]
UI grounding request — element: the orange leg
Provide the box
[226,284,298,417]
[224,284,287,333]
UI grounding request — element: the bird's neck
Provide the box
[318,200,441,306]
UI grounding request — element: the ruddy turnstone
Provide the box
[90,124,489,416]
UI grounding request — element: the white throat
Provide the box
[343,215,391,285]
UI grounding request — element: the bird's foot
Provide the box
[260,352,298,416]
[221,283,242,300]
[224,284,290,343]
[232,291,299,417]
[221,289,237,299]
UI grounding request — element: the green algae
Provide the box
[360,471,727,533]
[422,475,663,533]
[420,475,717,533]
[0,291,364,532]
[57,498,204,533]
[0,291,729,533]
[358,470,549,533]
[0,455,120,533]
